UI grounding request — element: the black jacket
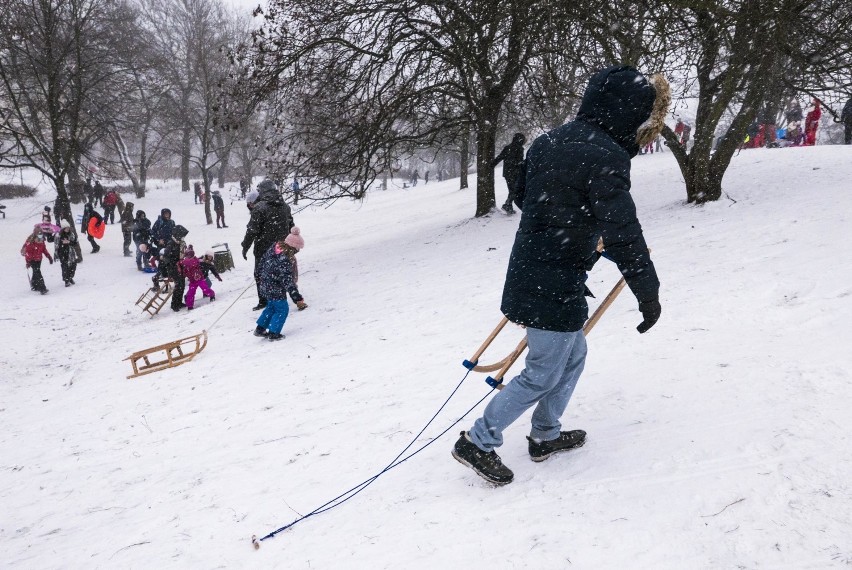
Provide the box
[81,204,103,234]
[132,215,151,244]
[258,245,303,302]
[492,134,526,183]
[842,98,852,124]
[151,209,175,244]
[241,187,294,257]
[212,194,225,211]
[501,65,660,332]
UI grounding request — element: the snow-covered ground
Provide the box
[2,145,851,568]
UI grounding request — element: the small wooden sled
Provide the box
[464,276,627,390]
[136,283,174,317]
[125,331,208,379]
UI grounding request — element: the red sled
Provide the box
[88,218,105,239]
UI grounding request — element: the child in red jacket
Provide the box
[178,246,221,310]
[21,225,53,294]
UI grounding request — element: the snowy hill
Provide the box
[2,146,851,568]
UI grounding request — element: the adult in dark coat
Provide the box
[80,203,103,253]
[212,190,227,228]
[453,66,666,485]
[132,210,152,270]
[151,208,175,247]
[241,179,295,310]
[491,132,526,214]
[119,201,135,257]
[842,98,852,145]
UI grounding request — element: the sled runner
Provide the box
[124,331,208,379]
[135,283,174,317]
[464,275,627,390]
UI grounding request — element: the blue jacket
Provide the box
[501,66,660,332]
[258,246,303,303]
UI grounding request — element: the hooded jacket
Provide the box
[492,133,526,183]
[120,202,135,232]
[501,65,660,332]
[258,244,303,302]
[132,211,151,244]
[241,184,294,257]
[151,209,175,244]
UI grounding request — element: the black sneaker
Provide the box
[527,430,586,462]
[253,327,268,337]
[451,431,514,485]
[268,332,285,341]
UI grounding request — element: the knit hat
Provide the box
[284,226,304,251]
[246,191,259,205]
[257,179,277,193]
[60,219,71,229]
[204,250,214,258]
[184,246,195,258]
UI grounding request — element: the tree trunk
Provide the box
[137,131,148,198]
[181,125,191,192]
[203,172,213,224]
[474,111,499,217]
[459,125,469,190]
[217,148,230,189]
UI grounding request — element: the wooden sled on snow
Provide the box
[135,283,174,317]
[125,331,208,379]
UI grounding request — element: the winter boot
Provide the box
[451,431,514,485]
[527,430,586,462]
[267,332,285,341]
[65,281,71,287]
[501,203,515,215]
[253,326,269,338]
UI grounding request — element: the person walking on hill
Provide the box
[102,188,118,224]
[491,132,526,215]
[93,180,104,208]
[804,98,821,146]
[119,201,135,257]
[56,221,78,286]
[842,97,852,145]
[21,226,53,294]
[451,66,667,486]
[81,203,103,253]
[242,179,294,311]
[212,190,227,228]
[253,227,307,341]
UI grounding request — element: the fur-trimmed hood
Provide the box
[576,66,661,157]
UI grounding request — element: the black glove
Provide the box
[636,299,661,333]
[242,248,248,260]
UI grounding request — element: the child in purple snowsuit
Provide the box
[178,246,221,310]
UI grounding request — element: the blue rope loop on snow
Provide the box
[462,359,478,370]
[255,368,495,544]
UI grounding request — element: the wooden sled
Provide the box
[135,283,174,317]
[125,331,208,379]
[464,276,627,390]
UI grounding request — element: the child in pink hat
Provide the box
[254,227,307,341]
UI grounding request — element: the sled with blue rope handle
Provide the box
[463,274,627,390]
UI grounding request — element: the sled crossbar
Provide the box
[467,276,627,390]
[124,331,208,379]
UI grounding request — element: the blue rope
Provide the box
[257,369,493,542]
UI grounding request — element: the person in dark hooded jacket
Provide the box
[491,132,526,214]
[842,97,852,145]
[81,203,103,253]
[132,210,152,270]
[119,201,135,257]
[452,66,667,486]
[151,209,175,247]
[242,179,294,310]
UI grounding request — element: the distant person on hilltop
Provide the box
[804,98,821,146]
[451,66,666,486]
[491,132,526,215]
